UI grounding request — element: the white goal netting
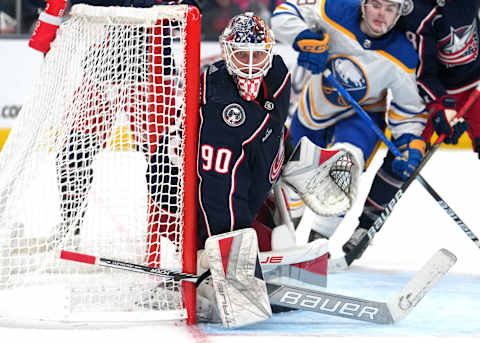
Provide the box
[0,4,200,324]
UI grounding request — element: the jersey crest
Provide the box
[269,131,285,184]
[222,103,246,127]
[437,18,479,68]
[322,56,368,106]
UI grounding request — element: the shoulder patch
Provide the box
[208,64,219,74]
[222,103,246,127]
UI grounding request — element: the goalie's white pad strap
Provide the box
[205,228,272,328]
[271,224,296,251]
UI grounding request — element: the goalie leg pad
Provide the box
[205,228,272,328]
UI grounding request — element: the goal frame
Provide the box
[0,4,200,326]
[181,4,200,326]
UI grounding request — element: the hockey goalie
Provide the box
[194,12,360,328]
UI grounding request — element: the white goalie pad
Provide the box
[261,233,329,290]
[281,137,361,216]
[205,228,272,328]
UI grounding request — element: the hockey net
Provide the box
[0,4,200,324]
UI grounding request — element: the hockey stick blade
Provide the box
[387,248,457,322]
[270,249,456,324]
[268,282,395,324]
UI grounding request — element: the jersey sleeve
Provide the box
[271,0,325,47]
[388,69,429,139]
[415,16,448,103]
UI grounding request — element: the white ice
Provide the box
[0,149,478,342]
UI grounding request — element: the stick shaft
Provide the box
[60,250,199,282]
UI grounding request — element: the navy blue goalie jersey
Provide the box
[197,55,291,247]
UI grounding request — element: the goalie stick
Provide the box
[325,72,480,272]
[60,238,328,282]
[60,248,456,325]
[269,248,456,324]
[59,250,199,282]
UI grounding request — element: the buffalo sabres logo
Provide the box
[322,57,368,106]
[438,19,479,68]
[222,103,246,127]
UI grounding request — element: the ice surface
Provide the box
[0,150,478,342]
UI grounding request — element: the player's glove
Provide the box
[427,96,469,145]
[293,29,329,75]
[392,133,426,180]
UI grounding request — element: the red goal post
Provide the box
[0,4,200,325]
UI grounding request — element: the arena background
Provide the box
[0,39,473,152]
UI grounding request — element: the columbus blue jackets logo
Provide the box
[269,133,285,184]
[222,103,246,127]
[322,57,368,106]
[437,19,479,68]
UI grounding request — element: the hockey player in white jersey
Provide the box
[271,0,428,240]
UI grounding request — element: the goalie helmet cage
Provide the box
[0,4,200,325]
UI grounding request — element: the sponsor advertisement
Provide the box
[1,105,21,120]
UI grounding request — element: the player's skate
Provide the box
[280,137,361,217]
[342,226,371,258]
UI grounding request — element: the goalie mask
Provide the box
[220,12,275,101]
[361,0,413,36]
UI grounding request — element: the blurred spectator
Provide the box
[201,0,273,41]
[0,0,44,34]
[0,11,16,34]
[201,0,243,41]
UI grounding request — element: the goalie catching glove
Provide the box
[392,133,426,180]
[280,137,361,216]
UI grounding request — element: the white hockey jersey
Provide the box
[271,0,428,139]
